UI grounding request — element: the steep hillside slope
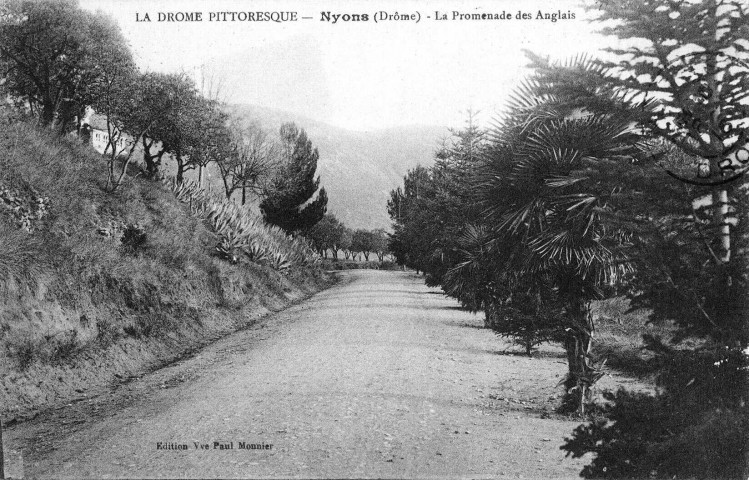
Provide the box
[227,104,447,230]
[0,113,329,423]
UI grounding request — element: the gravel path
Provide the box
[7,270,641,479]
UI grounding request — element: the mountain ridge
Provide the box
[227,103,448,230]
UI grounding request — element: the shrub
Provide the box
[8,335,38,370]
[7,329,81,369]
[121,224,148,255]
[96,317,120,346]
[562,343,748,478]
[48,329,80,362]
[492,311,564,355]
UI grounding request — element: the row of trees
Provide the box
[389,0,747,477]
[305,214,390,261]
[0,0,328,235]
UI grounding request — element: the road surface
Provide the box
[7,270,640,479]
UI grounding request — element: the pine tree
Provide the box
[260,124,327,233]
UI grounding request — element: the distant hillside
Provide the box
[227,104,448,230]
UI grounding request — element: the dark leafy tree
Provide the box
[339,227,354,260]
[133,73,207,185]
[134,73,193,179]
[387,165,436,273]
[0,0,127,132]
[260,123,328,233]
[561,142,749,478]
[351,229,378,261]
[305,214,344,258]
[388,116,486,281]
[556,2,749,476]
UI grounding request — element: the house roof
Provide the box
[85,113,108,131]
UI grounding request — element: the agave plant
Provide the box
[264,247,291,271]
[164,178,317,270]
[242,241,268,263]
[163,179,209,214]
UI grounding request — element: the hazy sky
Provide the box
[80,0,611,130]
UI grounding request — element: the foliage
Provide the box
[164,179,317,271]
[562,341,747,479]
[135,73,197,179]
[470,57,646,414]
[588,0,749,184]
[120,223,147,255]
[555,2,749,476]
[442,224,500,316]
[217,121,278,204]
[0,0,127,131]
[304,213,345,258]
[351,229,378,261]
[387,165,434,272]
[339,227,354,259]
[260,123,328,234]
[0,180,50,232]
[490,281,566,355]
[562,141,749,476]
[156,76,218,184]
[388,114,487,279]
[370,229,390,261]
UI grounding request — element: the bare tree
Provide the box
[217,122,279,204]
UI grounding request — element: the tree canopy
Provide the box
[0,0,130,132]
[260,123,328,233]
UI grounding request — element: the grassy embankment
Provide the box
[0,114,330,423]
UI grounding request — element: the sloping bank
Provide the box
[0,117,332,424]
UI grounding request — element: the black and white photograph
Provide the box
[0,0,747,478]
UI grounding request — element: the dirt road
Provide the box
[7,270,641,479]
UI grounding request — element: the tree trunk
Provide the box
[242,179,247,205]
[142,139,165,178]
[176,153,185,184]
[712,188,731,262]
[484,300,498,329]
[41,100,55,128]
[561,299,595,416]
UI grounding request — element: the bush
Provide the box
[562,344,748,478]
[487,288,565,355]
[6,329,81,369]
[491,311,564,355]
[121,223,148,255]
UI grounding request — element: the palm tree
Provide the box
[474,56,646,414]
